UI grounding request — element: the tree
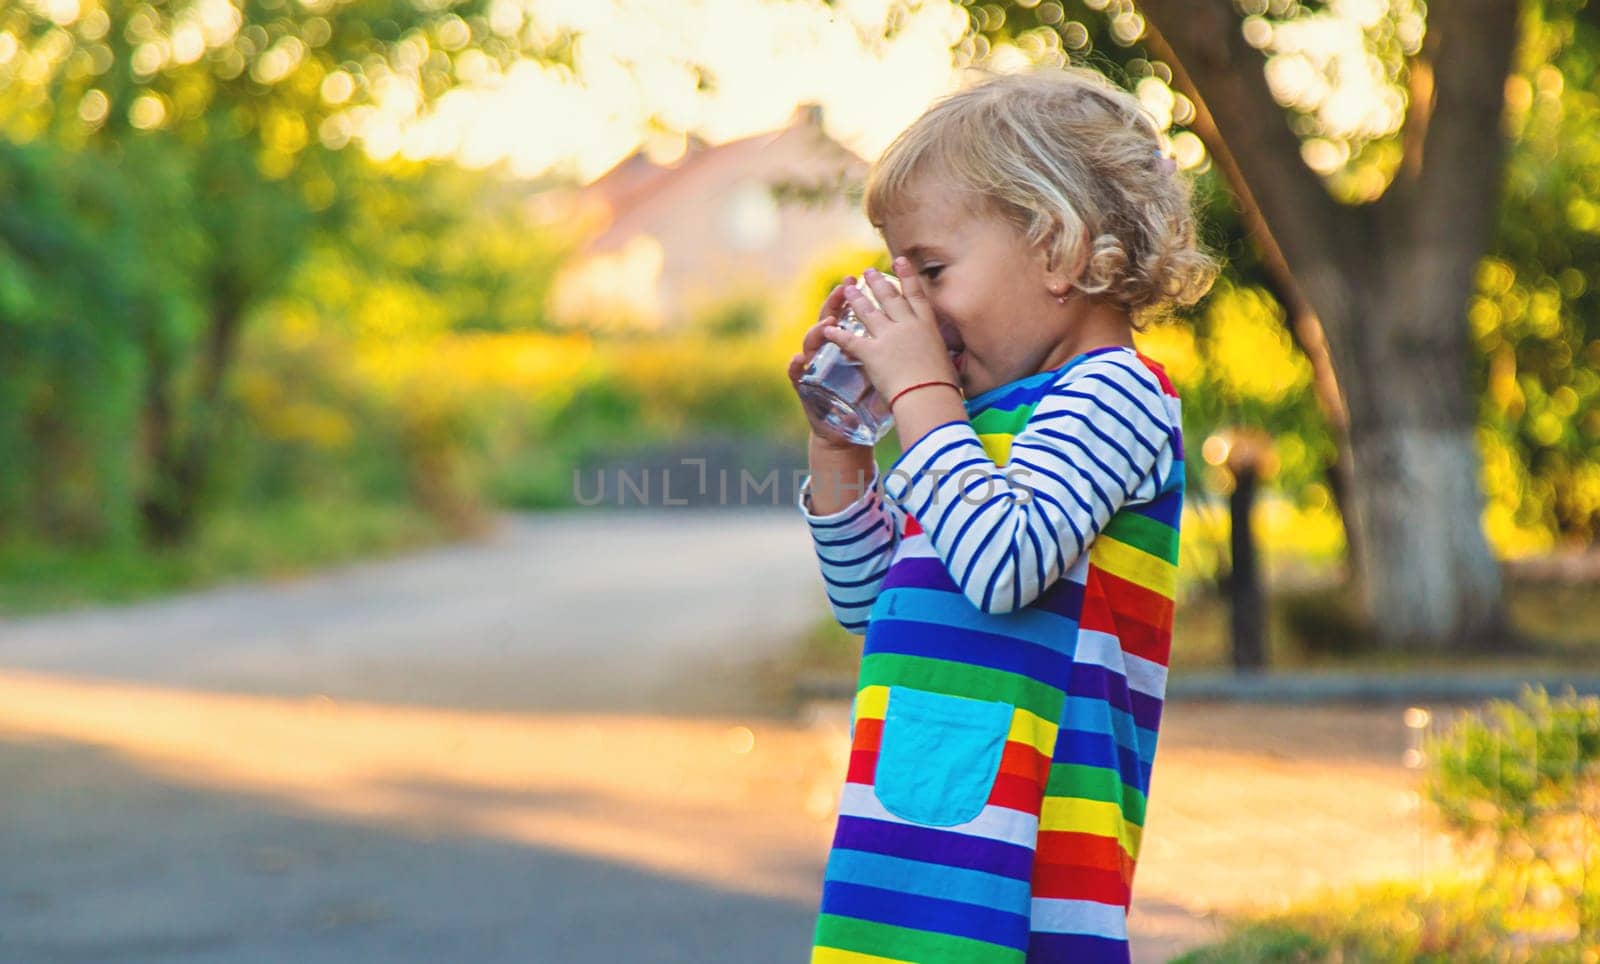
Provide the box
[0,137,195,543]
[1138,0,1521,651]
[0,0,537,543]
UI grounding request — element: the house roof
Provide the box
[578,104,868,253]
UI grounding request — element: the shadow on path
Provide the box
[0,735,818,964]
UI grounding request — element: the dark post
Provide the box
[1221,429,1274,672]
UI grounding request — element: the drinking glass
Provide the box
[798,280,896,446]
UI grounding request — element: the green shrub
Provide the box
[1430,687,1600,841]
[1180,689,1600,962]
[1427,685,1600,943]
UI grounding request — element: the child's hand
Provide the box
[824,261,959,402]
[787,279,863,449]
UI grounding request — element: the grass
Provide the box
[1173,873,1593,963]
[0,499,451,616]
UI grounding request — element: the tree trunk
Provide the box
[139,274,247,546]
[1140,0,1519,651]
[138,337,183,544]
[1319,263,1512,649]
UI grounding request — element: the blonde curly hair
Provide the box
[864,66,1218,326]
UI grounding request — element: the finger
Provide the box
[841,282,887,337]
[802,316,836,355]
[817,279,853,324]
[862,267,908,322]
[816,283,842,324]
[819,322,864,360]
[892,257,932,317]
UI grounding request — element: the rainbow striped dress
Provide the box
[797,346,1183,964]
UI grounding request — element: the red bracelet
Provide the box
[889,379,963,408]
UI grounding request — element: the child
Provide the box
[787,66,1216,963]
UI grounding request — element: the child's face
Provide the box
[878,172,1075,399]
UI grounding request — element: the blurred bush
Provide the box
[1179,688,1600,962]
[1427,686,1600,944]
[1472,2,1600,552]
[1430,686,1600,859]
[0,137,201,546]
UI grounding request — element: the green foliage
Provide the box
[1184,681,1600,959]
[1184,682,1600,954]
[1416,686,1599,948]
[0,136,200,543]
[1428,686,1600,857]
[0,0,557,545]
[227,159,583,525]
[1474,1,1600,546]
[956,1,1149,74]
[0,0,517,169]
[1137,278,1336,500]
[488,375,649,508]
[0,497,445,615]
[699,295,768,337]
[1188,689,1600,960]
[1172,877,1556,963]
[291,162,576,337]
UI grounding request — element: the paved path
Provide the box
[0,512,1466,963]
[0,509,825,715]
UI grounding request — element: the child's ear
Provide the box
[1038,216,1089,293]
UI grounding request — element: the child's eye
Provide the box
[920,265,944,282]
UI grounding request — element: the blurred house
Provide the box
[538,105,878,331]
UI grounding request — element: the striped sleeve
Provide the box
[880,356,1174,615]
[796,466,900,634]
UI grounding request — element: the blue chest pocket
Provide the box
[873,686,1013,827]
